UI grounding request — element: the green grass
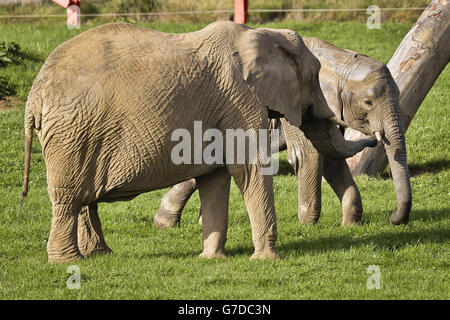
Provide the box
[0,20,449,300]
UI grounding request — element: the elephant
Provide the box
[153,37,412,229]
[22,22,376,263]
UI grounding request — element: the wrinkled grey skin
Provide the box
[22,23,376,263]
[154,37,411,229]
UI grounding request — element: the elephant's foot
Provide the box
[341,216,362,227]
[201,232,227,259]
[341,206,362,226]
[48,239,84,263]
[251,239,281,260]
[48,252,84,264]
[250,249,282,260]
[81,246,113,258]
[298,204,320,225]
[341,211,362,227]
[78,231,113,258]
[154,207,181,229]
[340,188,363,227]
[199,249,227,259]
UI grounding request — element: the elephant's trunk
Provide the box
[301,119,377,160]
[381,108,412,224]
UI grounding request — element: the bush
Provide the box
[0,41,22,67]
[0,76,16,99]
[0,41,22,99]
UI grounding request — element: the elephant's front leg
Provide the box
[323,158,363,226]
[77,203,112,257]
[228,163,280,259]
[196,167,231,258]
[154,179,198,228]
[283,119,323,224]
[295,152,324,225]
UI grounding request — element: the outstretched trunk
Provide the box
[382,110,412,224]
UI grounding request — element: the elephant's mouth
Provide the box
[329,117,384,143]
[267,107,285,119]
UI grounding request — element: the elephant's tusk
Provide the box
[328,116,349,128]
[374,131,382,142]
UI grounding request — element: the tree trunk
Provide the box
[346,0,450,176]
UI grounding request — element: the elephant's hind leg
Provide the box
[296,152,323,225]
[196,168,230,259]
[78,203,112,257]
[47,190,83,263]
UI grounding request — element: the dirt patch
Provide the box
[0,96,23,112]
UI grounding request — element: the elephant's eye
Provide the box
[285,51,297,65]
[363,98,373,108]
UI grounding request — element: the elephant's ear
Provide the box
[236,30,303,127]
[316,71,341,120]
[306,47,345,121]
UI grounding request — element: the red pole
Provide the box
[234,0,248,24]
[52,0,80,8]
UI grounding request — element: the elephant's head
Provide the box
[229,24,375,159]
[305,37,412,224]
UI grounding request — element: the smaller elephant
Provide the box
[154,37,412,229]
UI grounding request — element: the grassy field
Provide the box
[0,20,449,300]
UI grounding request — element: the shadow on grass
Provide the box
[119,208,449,260]
[225,208,450,258]
[120,249,200,260]
[381,158,450,179]
[404,208,449,223]
[279,226,449,256]
[278,157,450,179]
[360,208,450,225]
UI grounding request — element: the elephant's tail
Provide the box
[19,101,36,217]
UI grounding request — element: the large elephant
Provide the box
[22,22,375,262]
[154,37,412,229]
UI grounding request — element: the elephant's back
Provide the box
[34,22,200,139]
[43,23,180,76]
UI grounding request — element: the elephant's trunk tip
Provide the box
[390,198,412,225]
